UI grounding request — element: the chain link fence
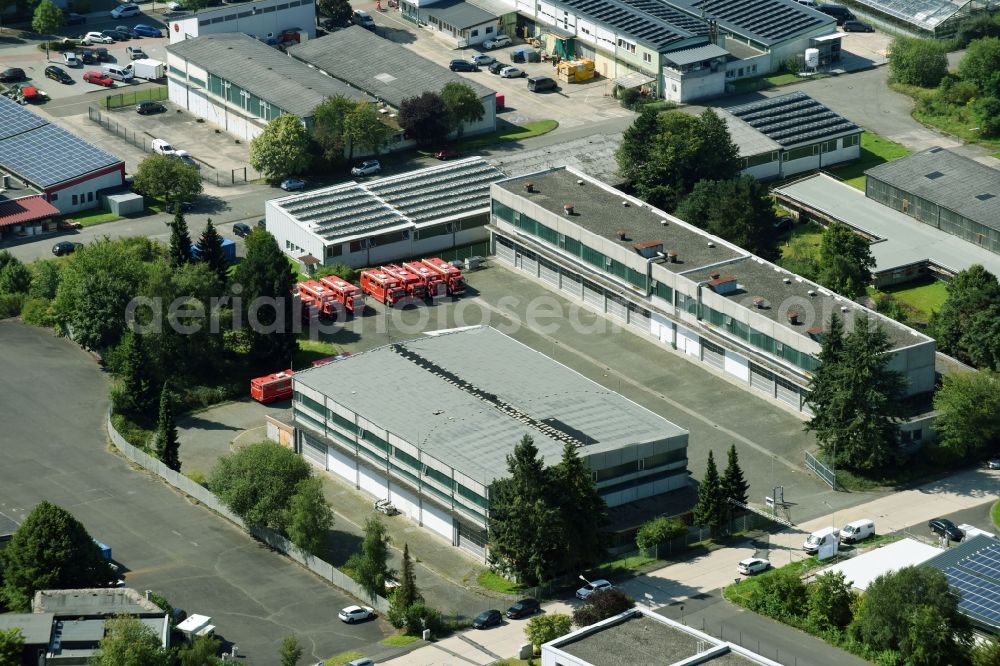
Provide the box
[100,86,169,110]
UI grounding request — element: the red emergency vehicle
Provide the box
[382,264,428,300]
[402,261,447,298]
[421,257,466,296]
[318,276,366,315]
[360,270,407,305]
[297,280,338,317]
[250,370,294,404]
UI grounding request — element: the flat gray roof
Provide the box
[294,327,686,485]
[865,147,1000,233]
[773,173,1000,279]
[489,133,624,186]
[420,0,497,28]
[288,28,495,109]
[165,33,371,118]
[719,110,781,158]
[725,91,860,149]
[558,614,707,664]
[664,42,729,66]
[33,588,165,616]
[0,509,18,537]
[495,167,746,273]
[0,614,53,644]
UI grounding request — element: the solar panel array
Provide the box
[0,121,121,189]
[0,97,48,141]
[279,183,405,240]
[848,0,968,31]
[943,568,1000,629]
[368,159,503,224]
[959,541,1000,579]
[726,91,859,148]
[672,0,829,44]
[555,0,702,50]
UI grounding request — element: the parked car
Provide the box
[434,148,460,160]
[472,610,503,629]
[817,3,854,24]
[44,65,73,84]
[352,9,376,30]
[576,579,612,600]
[84,32,114,44]
[132,23,162,37]
[987,457,1000,470]
[280,177,306,191]
[527,75,557,92]
[338,605,375,623]
[0,68,26,82]
[62,52,80,67]
[450,59,478,72]
[167,0,183,9]
[488,60,507,74]
[78,50,97,64]
[92,47,111,61]
[842,19,874,32]
[83,70,114,86]
[164,200,194,213]
[136,101,166,114]
[172,150,199,168]
[840,519,875,544]
[505,598,540,619]
[110,3,141,18]
[929,518,964,541]
[152,138,175,155]
[64,11,86,24]
[233,222,252,237]
[470,53,494,66]
[500,66,525,78]
[126,45,147,59]
[321,17,351,30]
[737,558,770,575]
[100,29,123,41]
[115,25,136,38]
[483,34,511,49]
[344,660,373,666]
[351,160,381,177]
[52,241,83,256]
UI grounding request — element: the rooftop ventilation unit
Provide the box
[523,182,534,193]
[576,179,585,185]
[621,200,630,207]
[667,250,678,263]
[564,203,574,215]
[787,311,801,325]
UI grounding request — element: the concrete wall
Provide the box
[168,0,317,44]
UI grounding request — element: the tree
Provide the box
[279,635,302,666]
[805,315,907,473]
[153,383,180,472]
[693,450,725,536]
[955,11,1000,47]
[0,628,24,665]
[972,636,1000,666]
[317,0,352,24]
[32,0,63,58]
[525,614,572,651]
[209,442,313,531]
[400,602,444,637]
[849,566,971,663]
[232,229,298,368]
[348,514,392,602]
[89,616,172,666]
[887,36,948,88]
[169,211,193,267]
[398,92,452,148]
[572,588,634,627]
[550,441,607,575]
[133,154,203,204]
[28,259,59,300]
[1,501,114,611]
[286,477,333,556]
[817,223,875,299]
[675,176,779,259]
[177,633,223,666]
[343,101,393,159]
[634,516,685,553]
[932,370,1000,459]
[930,264,1000,368]
[388,543,422,628]
[958,36,1000,96]
[311,95,356,164]
[440,81,485,138]
[0,260,31,295]
[250,114,311,183]
[806,570,855,631]
[111,329,158,419]
[973,95,1000,138]
[195,219,228,285]
[616,105,661,186]
[720,444,749,526]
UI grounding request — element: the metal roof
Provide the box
[849,0,971,31]
[725,91,860,148]
[0,614,54,645]
[165,33,372,118]
[819,538,943,590]
[489,133,625,186]
[420,0,498,29]
[865,147,1000,233]
[718,110,781,157]
[663,0,834,46]
[293,327,686,486]
[663,42,729,66]
[288,28,495,109]
[553,0,706,51]
[0,195,60,228]
[273,157,505,243]
[923,534,1000,631]
[0,97,123,189]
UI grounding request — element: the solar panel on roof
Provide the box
[958,542,1000,580]
[944,568,1000,627]
[0,97,49,140]
[0,123,120,188]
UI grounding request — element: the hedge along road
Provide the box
[0,320,390,664]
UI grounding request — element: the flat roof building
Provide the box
[490,167,935,416]
[922,534,1000,634]
[166,0,317,44]
[292,326,689,557]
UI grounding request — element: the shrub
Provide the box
[0,293,25,319]
[619,88,641,110]
[19,297,56,327]
[401,602,444,637]
[573,588,635,626]
[525,614,572,650]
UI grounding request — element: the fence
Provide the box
[106,411,389,613]
[804,450,838,490]
[101,86,169,110]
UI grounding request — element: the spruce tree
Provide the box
[693,450,725,536]
[550,442,607,574]
[803,313,846,444]
[168,211,193,267]
[396,543,420,610]
[232,230,298,368]
[720,444,749,528]
[153,383,180,472]
[116,330,157,419]
[197,219,228,284]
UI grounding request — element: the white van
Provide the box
[840,519,875,544]
[803,526,840,554]
[102,63,133,82]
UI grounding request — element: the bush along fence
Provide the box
[106,410,390,614]
[87,105,262,187]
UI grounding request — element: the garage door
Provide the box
[628,303,650,333]
[702,338,725,370]
[189,89,210,117]
[389,482,420,522]
[775,376,801,409]
[327,445,355,485]
[561,270,582,299]
[606,294,627,321]
[520,250,538,277]
[538,257,559,286]
[582,279,604,310]
[359,464,388,500]
[457,520,487,560]
[750,364,775,395]
[495,236,515,264]
[301,433,327,469]
[422,502,453,542]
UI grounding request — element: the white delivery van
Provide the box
[102,63,133,82]
[840,519,875,544]
[803,526,840,554]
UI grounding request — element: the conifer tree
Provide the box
[153,383,180,472]
[197,219,228,284]
[168,211,193,267]
[693,450,725,536]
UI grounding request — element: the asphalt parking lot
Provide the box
[0,319,391,664]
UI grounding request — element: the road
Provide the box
[0,319,390,664]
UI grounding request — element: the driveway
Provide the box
[0,320,391,664]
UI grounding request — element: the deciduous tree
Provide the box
[0,257,31,294]
[572,588,634,627]
[398,92,452,148]
[250,114,311,183]
[88,616,171,666]
[525,613,572,650]
[930,264,1000,369]
[818,222,875,299]
[806,570,855,631]
[343,101,393,159]
[286,477,333,556]
[887,36,948,88]
[209,442,312,531]
[317,0,352,24]
[177,633,223,666]
[153,383,180,472]
[133,154,203,204]
[32,0,63,58]
[348,514,392,602]
[958,36,1000,96]
[279,635,302,666]
[635,516,685,552]
[932,369,1000,459]
[312,95,355,164]
[693,450,725,536]
[0,628,24,665]
[440,81,485,138]
[675,176,779,260]
[169,211,193,267]
[233,229,298,368]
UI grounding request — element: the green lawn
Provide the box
[476,570,526,594]
[992,500,1000,532]
[294,338,341,367]
[878,278,948,324]
[322,651,365,666]
[460,120,559,151]
[776,222,823,280]
[730,71,809,94]
[67,210,122,227]
[891,82,1000,152]
[381,635,421,647]
[828,132,911,190]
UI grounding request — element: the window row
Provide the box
[702,305,818,371]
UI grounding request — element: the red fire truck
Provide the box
[360,270,407,306]
[250,370,294,404]
[318,276,366,315]
[421,257,466,296]
[382,264,428,300]
[297,280,339,317]
[402,261,447,298]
